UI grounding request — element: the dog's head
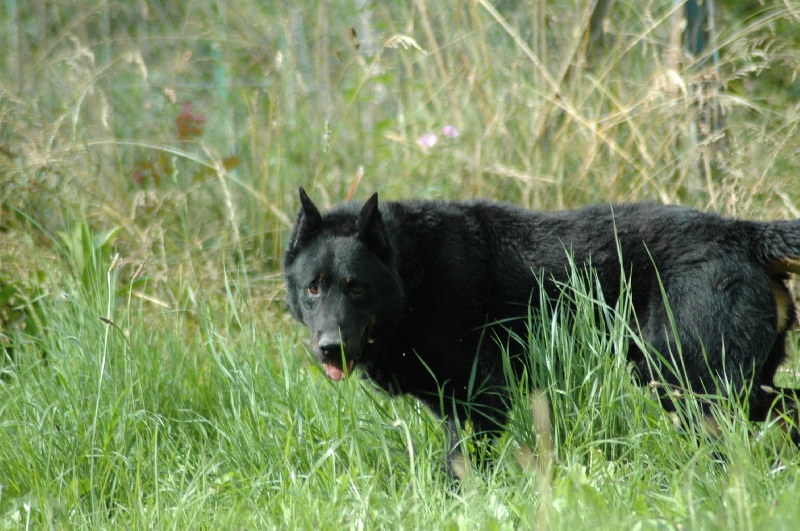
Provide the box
[284,188,404,380]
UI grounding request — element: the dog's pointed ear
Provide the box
[357,192,389,255]
[357,192,379,236]
[299,187,322,224]
[287,187,323,257]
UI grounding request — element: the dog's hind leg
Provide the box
[746,274,800,442]
[747,334,800,443]
[749,384,800,444]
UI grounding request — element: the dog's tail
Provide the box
[757,219,800,274]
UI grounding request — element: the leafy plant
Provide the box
[58,223,120,295]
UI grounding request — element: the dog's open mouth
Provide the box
[323,359,355,381]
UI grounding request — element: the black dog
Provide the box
[284,188,800,469]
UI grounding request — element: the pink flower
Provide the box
[416,132,438,149]
[443,125,459,138]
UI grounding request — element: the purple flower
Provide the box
[417,132,438,149]
[443,125,460,138]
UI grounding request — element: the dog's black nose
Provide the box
[318,336,343,359]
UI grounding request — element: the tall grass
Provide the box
[3,237,800,527]
[2,0,800,528]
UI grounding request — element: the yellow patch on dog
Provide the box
[772,257,800,275]
[771,280,793,333]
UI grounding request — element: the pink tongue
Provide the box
[324,360,354,380]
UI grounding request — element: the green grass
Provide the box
[2,0,800,528]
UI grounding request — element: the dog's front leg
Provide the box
[444,418,471,481]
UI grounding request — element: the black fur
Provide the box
[284,188,800,466]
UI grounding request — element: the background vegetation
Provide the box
[1,0,800,528]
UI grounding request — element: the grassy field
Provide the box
[2,0,800,528]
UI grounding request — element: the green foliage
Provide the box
[501,263,646,462]
[58,223,120,294]
[2,0,800,527]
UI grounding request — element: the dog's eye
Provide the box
[306,284,320,296]
[349,283,365,295]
